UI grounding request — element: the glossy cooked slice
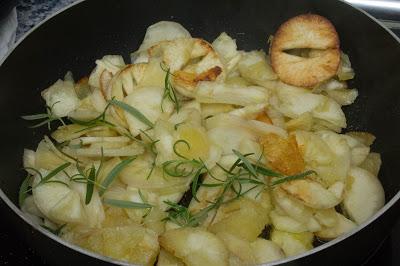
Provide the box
[270,14,340,87]
[159,227,229,266]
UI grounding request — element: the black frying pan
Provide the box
[0,0,399,265]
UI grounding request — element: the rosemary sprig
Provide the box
[103,198,153,209]
[19,174,32,207]
[22,102,66,130]
[160,63,180,112]
[164,149,315,228]
[98,156,137,196]
[69,101,115,131]
[109,99,154,128]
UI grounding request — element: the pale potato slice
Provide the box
[124,86,174,136]
[159,228,229,266]
[270,229,314,257]
[281,179,340,209]
[157,249,185,266]
[286,112,314,131]
[272,188,313,224]
[70,182,105,228]
[251,238,285,264]
[343,167,385,224]
[41,79,80,117]
[201,103,235,119]
[212,32,241,73]
[359,152,382,176]
[316,213,356,239]
[196,82,269,106]
[209,198,269,242]
[270,209,310,233]
[228,104,267,120]
[216,232,256,264]
[238,50,277,87]
[23,149,36,175]
[313,208,338,228]
[132,21,191,63]
[271,82,346,130]
[88,55,125,88]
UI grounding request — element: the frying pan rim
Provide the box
[0,0,399,265]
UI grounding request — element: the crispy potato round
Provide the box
[270,14,340,87]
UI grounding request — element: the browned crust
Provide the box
[270,14,341,87]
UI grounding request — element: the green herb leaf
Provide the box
[173,139,191,159]
[232,150,257,177]
[251,163,282,177]
[161,64,180,112]
[270,170,316,187]
[19,175,32,207]
[109,99,154,128]
[104,198,153,209]
[37,162,71,186]
[85,166,96,205]
[99,157,136,196]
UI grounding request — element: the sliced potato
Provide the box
[270,229,313,257]
[359,152,382,176]
[251,238,285,264]
[209,198,269,241]
[66,224,159,266]
[238,50,277,87]
[157,249,185,266]
[159,227,229,266]
[281,179,340,209]
[343,167,385,224]
[216,232,256,264]
[316,213,356,239]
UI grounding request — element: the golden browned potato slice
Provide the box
[64,222,159,266]
[159,227,229,266]
[270,14,340,87]
[259,133,305,175]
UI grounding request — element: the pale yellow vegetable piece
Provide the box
[359,152,382,176]
[35,140,67,171]
[124,86,174,136]
[41,79,80,117]
[238,50,277,87]
[212,32,241,73]
[251,238,285,264]
[209,198,269,242]
[196,81,269,106]
[343,167,385,224]
[281,179,341,209]
[66,224,159,266]
[88,55,125,88]
[157,249,185,266]
[159,227,229,266]
[131,21,191,64]
[316,213,356,239]
[270,229,314,257]
[216,232,256,264]
[313,208,339,228]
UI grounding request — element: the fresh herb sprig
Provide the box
[160,63,180,112]
[163,149,316,227]
[103,198,153,209]
[21,102,66,130]
[69,101,115,131]
[109,99,154,128]
[19,162,72,206]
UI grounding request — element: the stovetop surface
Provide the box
[1,1,400,265]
